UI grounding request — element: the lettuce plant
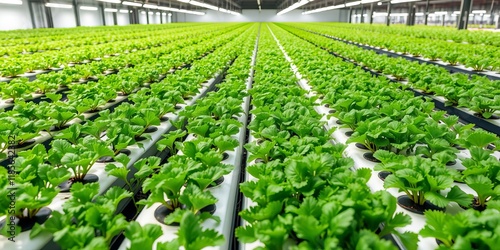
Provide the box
[157,211,224,250]
[30,183,132,249]
[139,155,201,211]
[50,137,113,182]
[420,208,500,248]
[383,156,472,209]
[156,129,187,155]
[460,146,500,209]
[0,145,70,235]
[0,77,33,102]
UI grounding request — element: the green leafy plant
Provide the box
[420,208,500,248]
[383,156,472,209]
[157,211,224,250]
[30,183,132,249]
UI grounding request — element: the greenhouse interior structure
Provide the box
[1,0,500,249]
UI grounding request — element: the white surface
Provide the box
[176,9,347,23]
[80,8,103,27]
[0,1,32,30]
[51,7,77,28]
[117,12,130,26]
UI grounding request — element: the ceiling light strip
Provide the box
[302,3,344,15]
[122,1,142,6]
[0,0,23,5]
[176,0,241,15]
[45,3,73,8]
[277,0,312,16]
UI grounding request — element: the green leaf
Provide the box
[240,201,283,223]
[446,185,474,207]
[179,184,217,213]
[177,211,224,250]
[293,215,327,247]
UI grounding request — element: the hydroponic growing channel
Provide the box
[1,22,500,250]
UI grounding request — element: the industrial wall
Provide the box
[0,4,347,30]
[175,9,347,22]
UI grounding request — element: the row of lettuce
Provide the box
[235,25,418,250]
[0,24,201,56]
[0,24,211,78]
[268,23,500,249]
[0,24,254,249]
[0,24,238,107]
[0,23,245,162]
[118,24,258,249]
[285,23,500,120]
[307,23,500,71]
[320,23,500,47]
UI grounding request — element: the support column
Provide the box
[44,2,54,28]
[348,7,352,23]
[72,0,80,26]
[113,12,117,25]
[128,7,134,24]
[135,8,140,24]
[361,5,365,23]
[457,0,472,30]
[27,0,36,28]
[100,3,106,26]
[386,2,392,26]
[146,9,150,24]
[497,13,500,28]
[424,0,430,25]
[489,0,495,25]
[410,5,416,25]
[369,3,374,24]
[406,3,412,25]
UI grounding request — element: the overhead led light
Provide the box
[80,6,98,10]
[143,3,158,9]
[472,10,486,14]
[415,12,424,16]
[177,0,190,2]
[390,12,408,16]
[104,8,118,12]
[119,9,129,13]
[162,12,166,15]
[302,3,344,15]
[168,13,172,16]
[122,1,142,6]
[361,0,379,4]
[188,0,219,11]
[46,3,72,8]
[390,0,419,4]
[97,0,121,3]
[155,12,160,15]
[178,8,205,15]
[157,5,205,15]
[434,11,447,15]
[140,10,145,14]
[377,2,382,5]
[277,0,312,16]
[345,1,361,7]
[148,11,153,15]
[0,0,23,5]
[219,7,241,15]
